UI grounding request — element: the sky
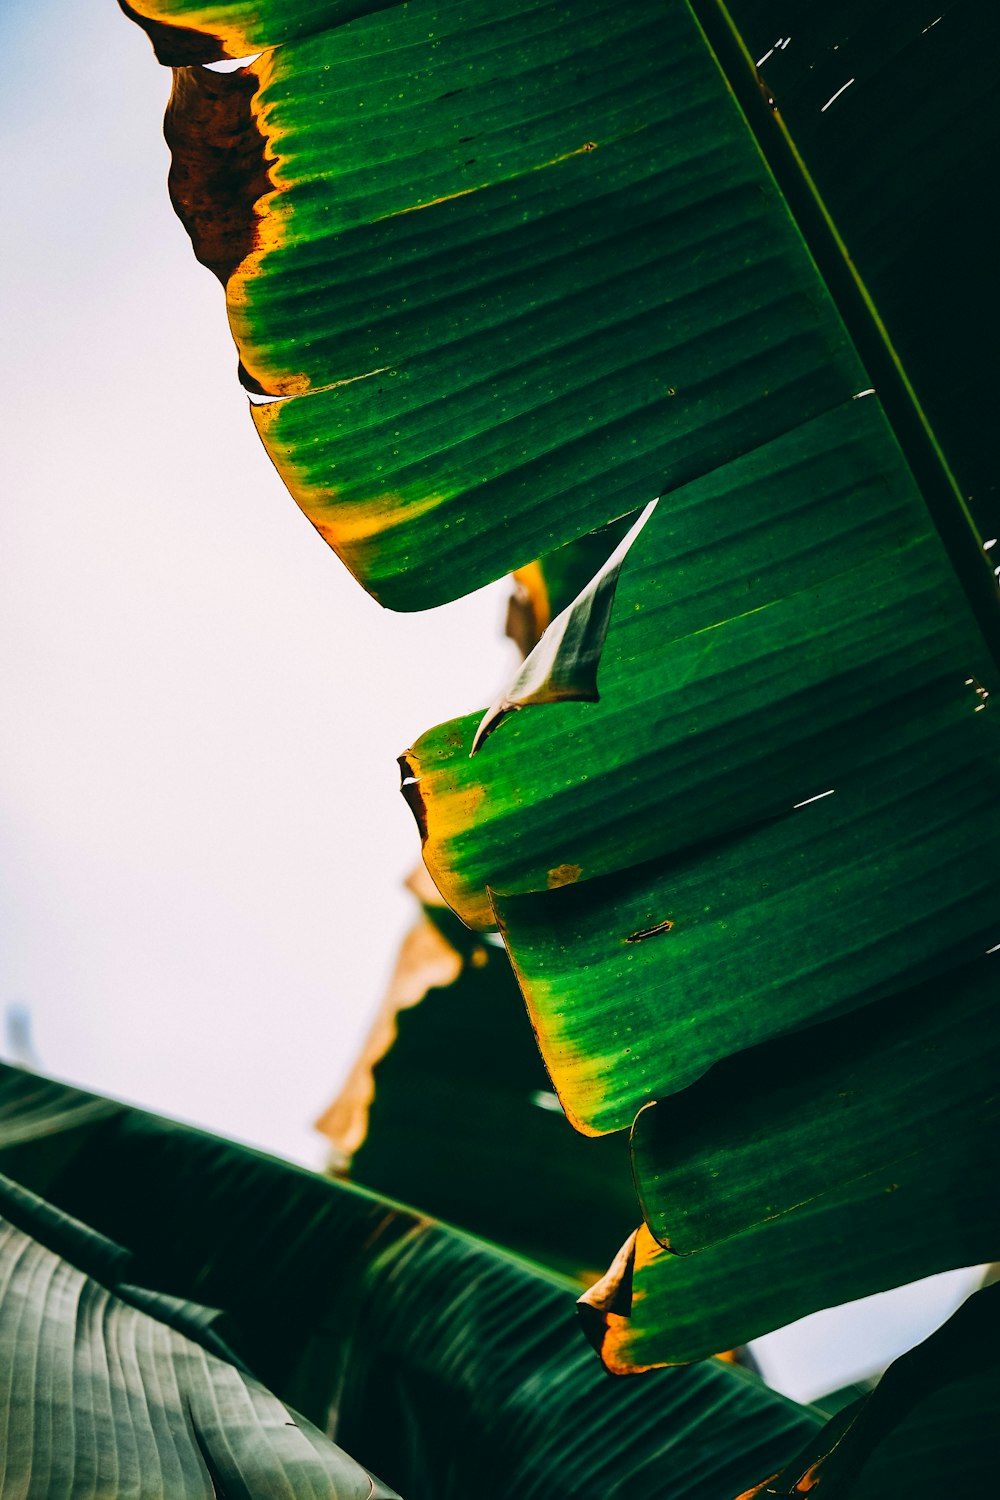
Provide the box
[0,0,515,1165]
[0,0,981,1405]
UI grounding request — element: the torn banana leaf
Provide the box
[630,953,1000,1252]
[0,1063,819,1500]
[578,1134,999,1370]
[324,902,637,1280]
[473,501,656,753]
[0,1171,395,1499]
[407,398,995,930]
[137,0,887,609]
[733,1279,998,1498]
[489,727,998,1135]
[120,0,394,64]
[505,515,639,657]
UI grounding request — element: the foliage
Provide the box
[6,0,998,1489]
[0,1063,817,1497]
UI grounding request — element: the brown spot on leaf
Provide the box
[165,62,276,285]
[626,918,674,943]
[547,863,582,890]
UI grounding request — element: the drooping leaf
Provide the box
[408,399,995,929]
[122,0,1000,1362]
[138,0,890,610]
[0,1171,395,1499]
[488,731,998,1136]
[0,1062,820,1500]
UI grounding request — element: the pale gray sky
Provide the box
[1,0,980,1405]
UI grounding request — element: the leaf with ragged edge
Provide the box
[0,1063,820,1499]
[407,398,996,929]
[629,953,1000,1253]
[577,1133,1000,1370]
[0,1171,396,1500]
[319,896,638,1280]
[504,515,639,657]
[136,0,887,610]
[732,1280,998,1498]
[121,0,1000,1360]
[120,0,395,64]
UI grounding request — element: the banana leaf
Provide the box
[578,1135,998,1369]
[0,1170,397,1499]
[120,0,1000,1359]
[733,1280,999,1498]
[0,1062,819,1499]
[630,953,1000,1253]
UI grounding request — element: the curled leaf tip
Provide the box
[471,499,657,756]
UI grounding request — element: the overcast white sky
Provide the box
[0,0,513,1165]
[1,0,981,1405]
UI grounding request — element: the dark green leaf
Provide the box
[0,1063,820,1500]
[0,1172,394,1499]
[631,953,1000,1251]
[340,910,638,1279]
[733,1281,998,1497]
[578,1140,999,1369]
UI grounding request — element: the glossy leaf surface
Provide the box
[122,0,1000,1360]
[0,1171,393,1499]
[409,398,994,930]
[151,0,880,609]
[0,1063,820,1499]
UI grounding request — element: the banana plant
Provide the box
[117,0,998,1332]
[14,0,991,1486]
[0,1062,819,1497]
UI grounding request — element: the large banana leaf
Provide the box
[0,1170,397,1498]
[119,0,999,1365]
[0,1063,819,1499]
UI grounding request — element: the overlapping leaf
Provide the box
[733,1280,999,1498]
[121,0,1000,1369]
[0,1063,819,1499]
[578,1138,999,1370]
[319,900,638,1279]
[149,0,882,609]
[0,1171,395,1499]
[629,954,1000,1252]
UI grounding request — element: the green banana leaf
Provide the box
[630,954,999,1253]
[0,1063,820,1499]
[0,1170,397,1499]
[732,1280,999,1498]
[578,1134,998,1369]
[120,0,1000,1364]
